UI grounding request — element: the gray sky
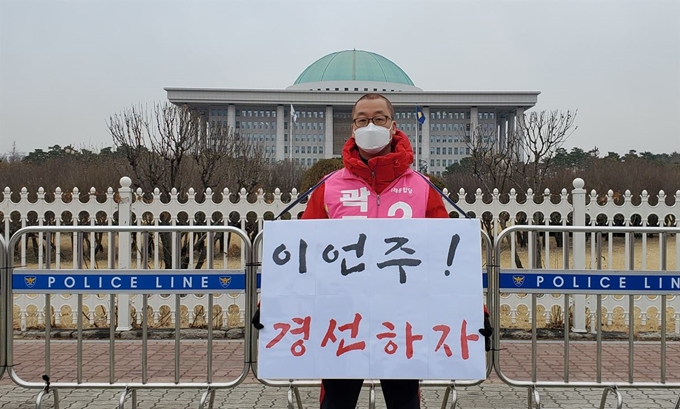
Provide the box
[1,0,679,156]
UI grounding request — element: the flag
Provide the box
[290,104,298,123]
[416,106,426,124]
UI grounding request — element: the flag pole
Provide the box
[414,107,418,171]
[289,105,293,162]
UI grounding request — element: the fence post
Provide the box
[572,178,587,332]
[117,177,133,331]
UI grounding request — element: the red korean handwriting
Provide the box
[376,321,423,359]
[265,316,311,356]
[320,313,366,356]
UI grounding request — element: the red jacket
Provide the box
[302,130,449,219]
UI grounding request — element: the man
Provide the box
[302,93,449,409]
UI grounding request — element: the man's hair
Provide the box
[351,93,395,119]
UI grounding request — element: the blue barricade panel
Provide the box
[12,269,261,293]
[489,269,679,294]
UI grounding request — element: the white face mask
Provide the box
[353,122,392,154]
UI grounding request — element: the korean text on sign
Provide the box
[258,218,485,380]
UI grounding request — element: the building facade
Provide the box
[165,50,539,175]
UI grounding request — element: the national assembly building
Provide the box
[165,50,539,175]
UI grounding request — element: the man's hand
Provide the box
[251,306,264,330]
[478,310,493,352]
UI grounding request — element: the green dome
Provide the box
[294,50,415,86]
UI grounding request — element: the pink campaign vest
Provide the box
[323,168,430,219]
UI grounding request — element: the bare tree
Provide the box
[108,102,221,269]
[108,103,201,195]
[446,109,577,267]
[449,110,577,194]
[516,110,578,191]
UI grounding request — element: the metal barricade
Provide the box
[250,228,495,409]
[4,225,254,409]
[491,225,680,409]
[0,233,7,380]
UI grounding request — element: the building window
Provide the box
[430,148,435,155]
[430,160,434,167]
[436,147,440,155]
[448,147,452,155]
[284,146,288,154]
[319,146,323,154]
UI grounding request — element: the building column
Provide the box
[199,115,208,147]
[276,105,285,161]
[507,111,516,160]
[325,106,333,159]
[470,107,479,144]
[514,107,525,162]
[421,107,430,172]
[227,104,235,132]
[499,117,507,152]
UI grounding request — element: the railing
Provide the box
[0,233,7,381]
[492,225,680,409]
[1,224,679,408]
[5,225,254,409]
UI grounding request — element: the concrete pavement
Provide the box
[0,383,678,408]
[0,339,678,408]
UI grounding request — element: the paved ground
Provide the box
[0,339,678,408]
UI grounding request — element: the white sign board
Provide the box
[258,218,485,380]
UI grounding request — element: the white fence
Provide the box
[1,177,679,334]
